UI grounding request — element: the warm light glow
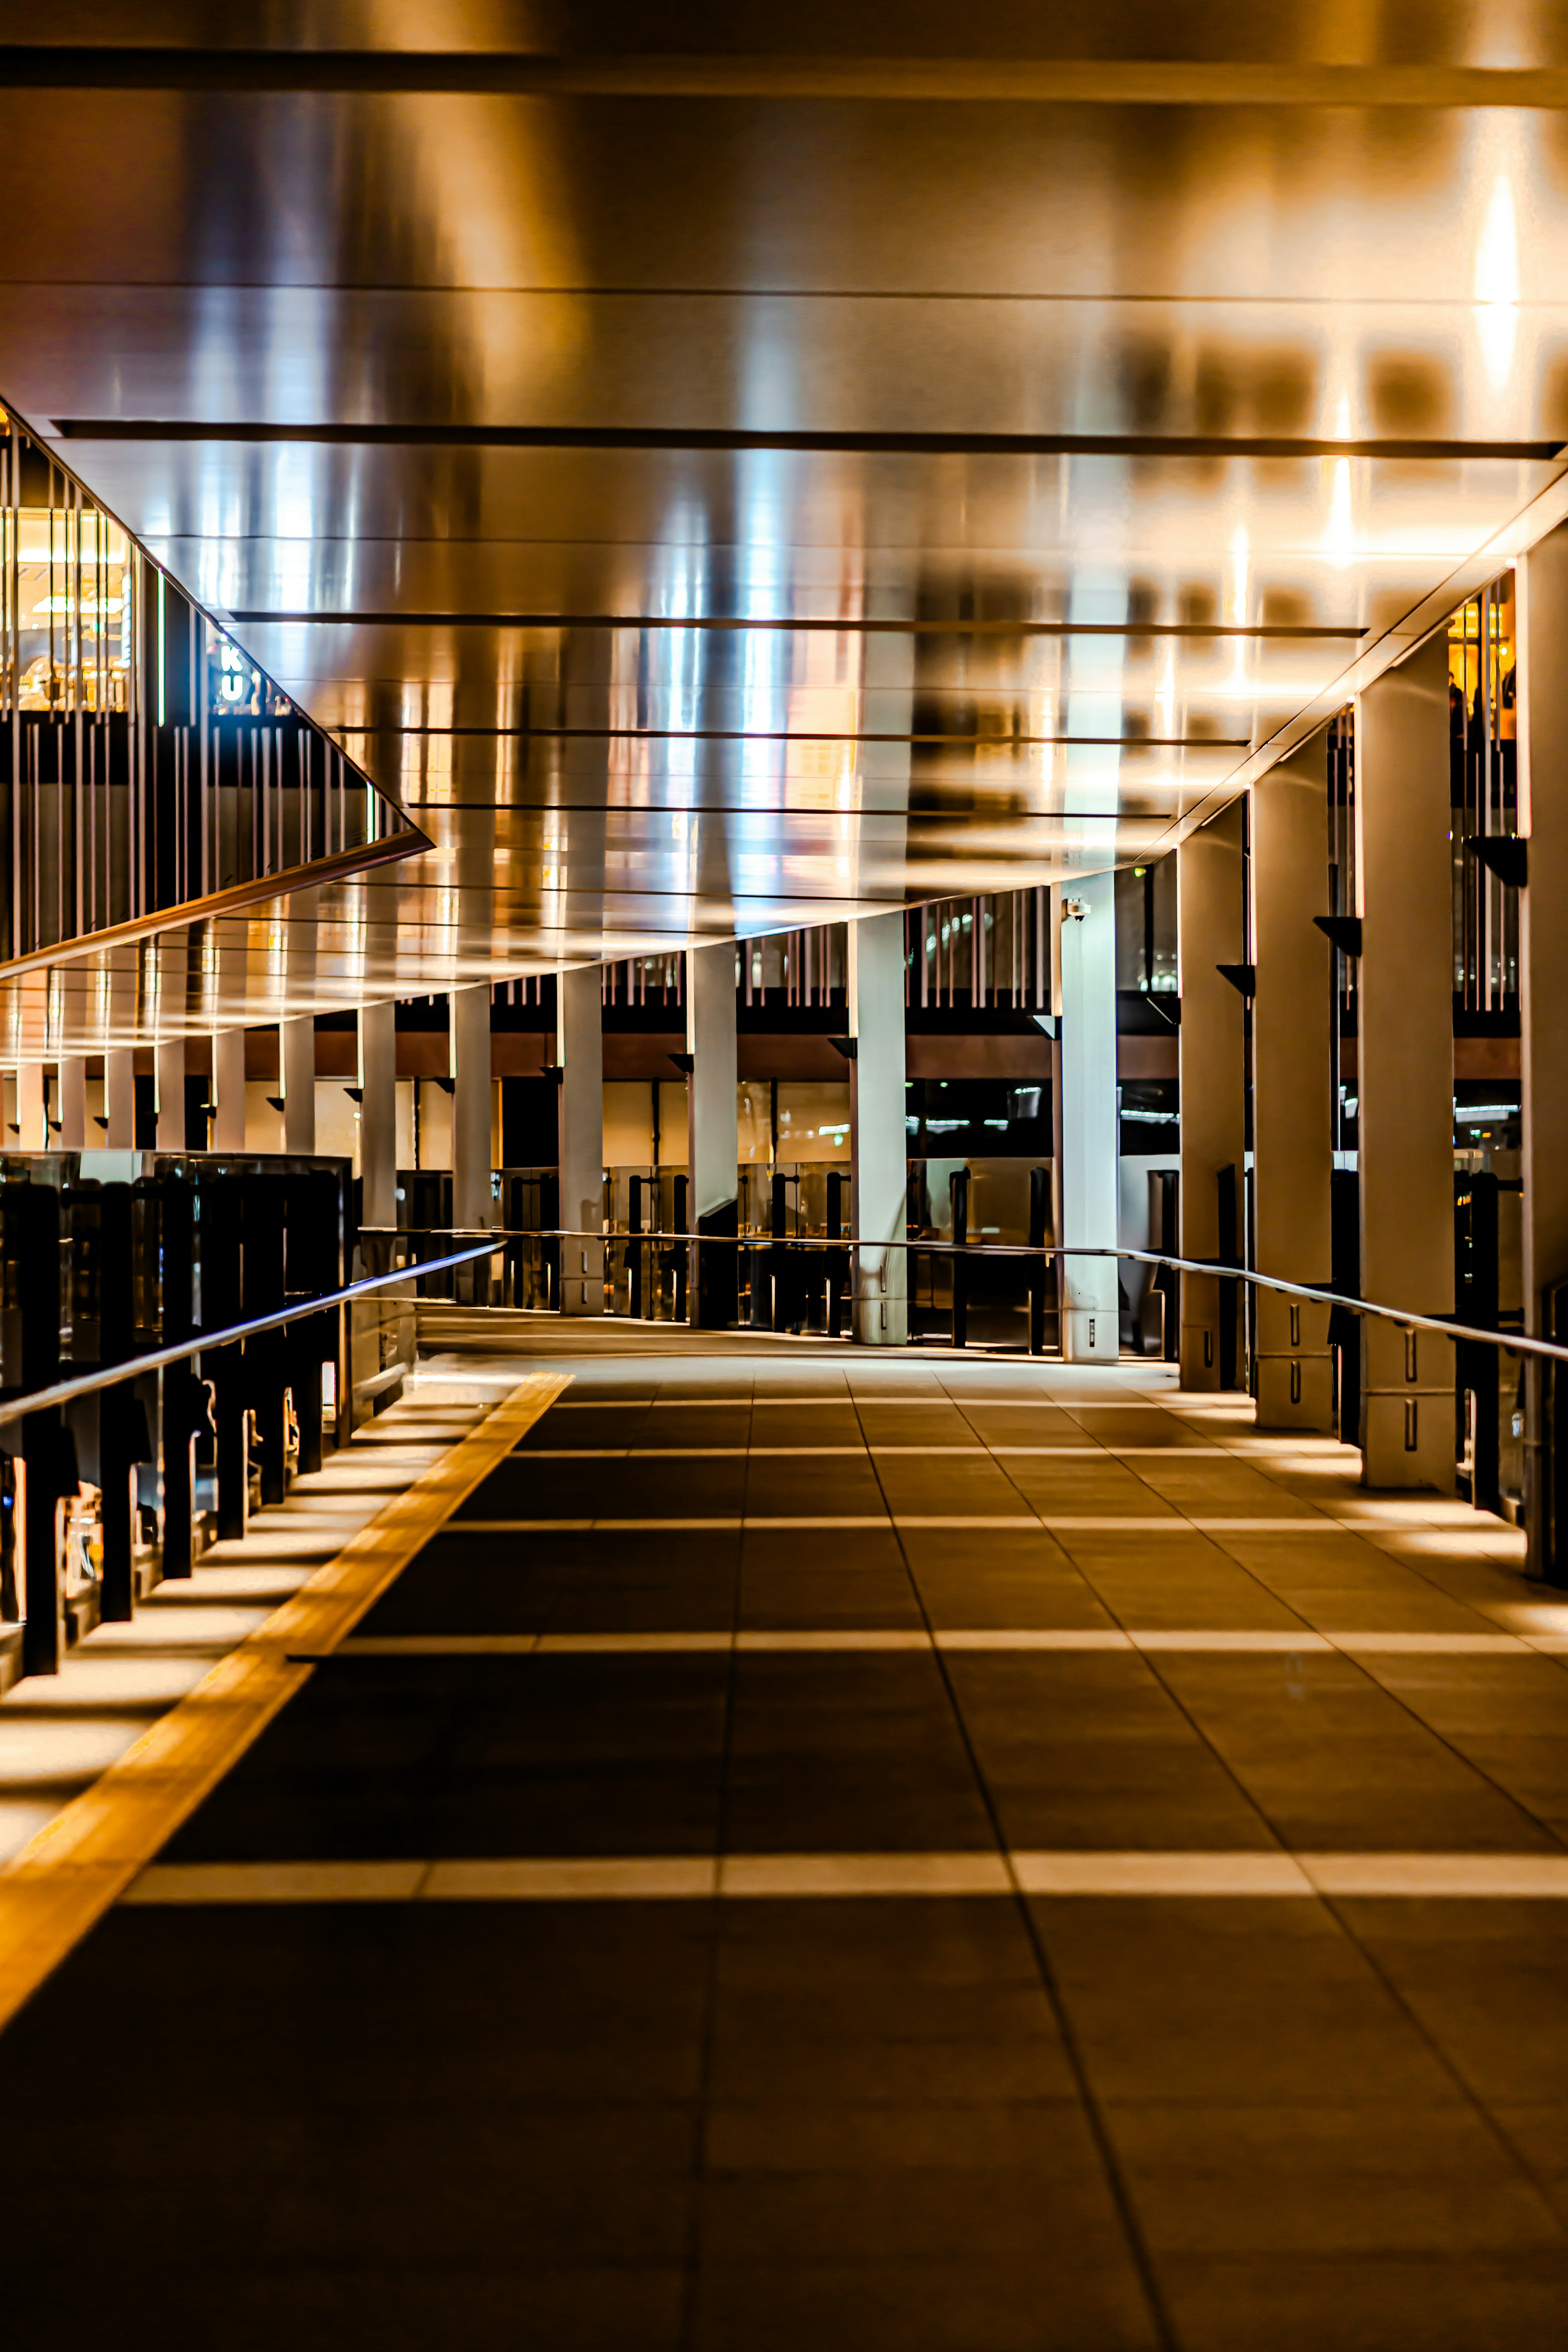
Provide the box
[1475,172,1520,387]
[1226,528,1249,626]
[1324,457,1355,570]
[1475,174,1520,307]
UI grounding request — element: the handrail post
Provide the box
[950,1168,969,1350]
[203,1175,249,1541]
[94,1179,138,1617]
[1028,1165,1049,1356]
[672,1175,688,1323]
[628,1174,644,1320]
[826,1169,846,1338]
[16,1185,65,1677]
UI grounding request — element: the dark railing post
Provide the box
[1028,1164,1049,1356]
[96,1180,137,1617]
[1154,1169,1180,1363]
[770,1171,791,1333]
[541,1169,561,1311]
[826,1169,846,1338]
[748,1177,771,1330]
[246,1178,288,1506]
[286,1169,339,1477]
[1454,1169,1501,1514]
[17,1185,65,1676]
[628,1175,644,1320]
[950,1167,969,1350]
[159,1173,204,1577]
[1217,1164,1239,1393]
[203,1176,249,1541]
[671,1174,688,1323]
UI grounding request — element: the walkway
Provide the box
[4,1347,1568,2350]
[0,1385,489,1860]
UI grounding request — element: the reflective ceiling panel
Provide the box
[0,8,1566,1040]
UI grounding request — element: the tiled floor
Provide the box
[4,1348,1568,2349]
[0,1385,486,1862]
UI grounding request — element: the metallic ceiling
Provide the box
[2,8,1568,1042]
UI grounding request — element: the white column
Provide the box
[1357,634,1455,1489]
[1056,873,1120,1362]
[1178,804,1245,1388]
[685,941,738,1326]
[359,1001,397,1231]
[451,984,494,1231]
[557,964,604,1315]
[1517,530,1568,1567]
[848,910,908,1345]
[156,1037,185,1152]
[57,1058,87,1151]
[16,1063,46,1152]
[1252,736,1335,1430]
[105,1047,136,1148]
[281,1016,315,1154]
[212,1029,247,1151]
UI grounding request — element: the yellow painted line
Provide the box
[0,1370,568,2036]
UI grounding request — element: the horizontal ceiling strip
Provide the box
[232,611,1368,639]
[55,421,1566,461]
[21,51,1568,109]
[326,726,1249,747]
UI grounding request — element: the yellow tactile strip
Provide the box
[0,1371,568,2036]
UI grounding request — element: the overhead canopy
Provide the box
[0,8,1564,1036]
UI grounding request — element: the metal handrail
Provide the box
[4,1217,1535,1430]
[383,1223,1567,1368]
[0,1238,497,1429]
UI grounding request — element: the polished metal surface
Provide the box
[1,10,1567,1043]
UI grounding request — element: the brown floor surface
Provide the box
[1,1348,1566,2350]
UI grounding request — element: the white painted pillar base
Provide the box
[1177,806,1245,1389]
[212,1029,247,1152]
[686,942,738,1327]
[1252,740,1335,1430]
[849,911,909,1345]
[1057,874,1120,1363]
[105,1049,136,1148]
[281,1017,316,1155]
[557,966,604,1316]
[1356,635,1455,1490]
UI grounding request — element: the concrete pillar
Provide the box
[156,1037,185,1152]
[212,1029,247,1151]
[57,1058,87,1151]
[15,1063,46,1152]
[557,964,604,1316]
[1252,735,1334,1429]
[1178,804,1246,1388]
[1517,530,1568,1569]
[1356,634,1455,1489]
[848,910,909,1345]
[359,1001,396,1232]
[105,1047,135,1148]
[1056,872,1120,1362]
[451,984,494,1231]
[686,941,738,1327]
[281,1016,315,1154]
